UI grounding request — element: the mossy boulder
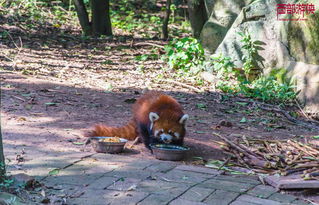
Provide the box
[287,11,319,65]
[211,0,319,111]
[199,0,251,52]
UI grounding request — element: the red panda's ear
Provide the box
[179,114,189,124]
[149,112,160,122]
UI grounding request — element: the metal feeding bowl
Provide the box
[90,137,128,154]
[150,144,190,161]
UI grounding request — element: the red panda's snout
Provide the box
[150,112,189,145]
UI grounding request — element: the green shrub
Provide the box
[238,30,265,80]
[209,54,297,103]
[242,75,297,102]
[163,37,205,74]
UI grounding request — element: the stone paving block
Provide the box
[46,183,83,197]
[291,199,311,205]
[70,189,148,205]
[180,186,214,202]
[69,197,109,205]
[92,153,133,162]
[137,178,191,196]
[104,169,152,179]
[214,175,261,185]
[138,193,175,205]
[268,193,296,203]
[43,170,104,186]
[106,191,149,205]
[76,157,122,171]
[145,162,177,173]
[247,184,277,198]
[169,198,208,205]
[85,176,118,190]
[230,194,282,205]
[10,154,88,178]
[107,177,142,191]
[156,169,214,184]
[203,190,239,205]
[229,200,257,205]
[121,160,157,170]
[7,154,67,178]
[175,165,222,175]
[198,178,255,193]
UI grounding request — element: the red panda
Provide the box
[85,91,189,150]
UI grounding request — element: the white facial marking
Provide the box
[179,114,189,124]
[174,132,180,139]
[160,133,173,143]
[154,130,160,136]
[149,112,159,122]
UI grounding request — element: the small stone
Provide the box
[218,120,233,127]
[11,173,40,189]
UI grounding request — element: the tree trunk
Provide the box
[0,104,5,178]
[187,0,208,38]
[91,0,112,36]
[74,0,92,35]
[161,0,171,39]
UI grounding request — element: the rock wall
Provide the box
[193,0,319,112]
[200,0,252,52]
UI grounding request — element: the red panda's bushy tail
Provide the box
[84,120,138,141]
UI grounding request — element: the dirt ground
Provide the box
[1,22,319,170]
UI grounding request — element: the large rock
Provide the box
[214,0,319,67]
[200,0,252,52]
[285,12,319,65]
[213,0,319,112]
[285,61,319,113]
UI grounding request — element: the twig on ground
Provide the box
[159,79,202,93]
[133,42,165,49]
[218,157,231,171]
[12,95,26,102]
[295,99,310,120]
[257,104,319,130]
[226,95,319,129]
[2,32,23,69]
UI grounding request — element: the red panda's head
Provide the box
[149,112,188,144]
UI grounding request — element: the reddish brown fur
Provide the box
[85,91,187,149]
[85,121,137,140]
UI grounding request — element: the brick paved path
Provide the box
[25,153,310,205]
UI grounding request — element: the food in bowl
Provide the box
[99,137,121,143]
[90,137,127,153]
[150,144,190,161]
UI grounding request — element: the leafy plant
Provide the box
[208,53,238,79]
[163,37,205,74]
[242,75,298,102]
[0,162,14,190]
[238,30,265,80]
[207,33,297,104]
